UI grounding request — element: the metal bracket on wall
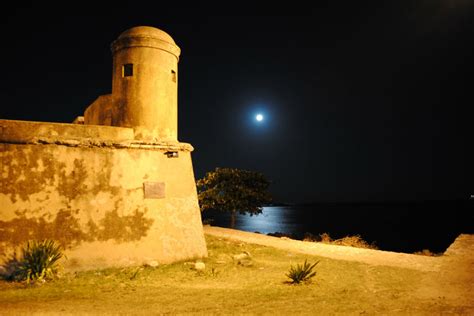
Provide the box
[164,151,179,158]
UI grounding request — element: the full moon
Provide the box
[256,114,264,122]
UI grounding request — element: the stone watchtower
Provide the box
[85,26,180,141]
[0,26,208,270]
[112,27,180,140]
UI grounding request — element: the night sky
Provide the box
[1,2,473,204]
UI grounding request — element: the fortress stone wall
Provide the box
[0,26,208,270]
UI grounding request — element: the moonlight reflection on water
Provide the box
[234,207,295,234]
[202,202,473,253]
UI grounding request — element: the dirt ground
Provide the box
[204,226,474,311]
[0,227,472,315]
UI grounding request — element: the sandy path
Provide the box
[204,226,470,272]
[204,226,474,309]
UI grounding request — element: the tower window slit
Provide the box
[123,64,133,77]
[171,70,176,82]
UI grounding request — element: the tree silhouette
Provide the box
[197,168,272,228]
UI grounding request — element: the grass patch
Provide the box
[0,235,467,314]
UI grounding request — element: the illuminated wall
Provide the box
[0,26,207,270]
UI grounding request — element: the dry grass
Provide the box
[303,232,378,249]
[0,235,470,315]
[413,249,442,257]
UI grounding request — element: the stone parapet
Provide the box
[0,119,194,152]
[0,119,134,143]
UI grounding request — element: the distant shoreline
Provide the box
[203,201,473,253]
[269,199,473,207]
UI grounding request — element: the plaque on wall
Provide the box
[143,182,166,199]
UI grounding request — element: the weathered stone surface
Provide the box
[84,95,113,126]
[0,119,134,143]
[194,261,205,271]
[0,142,207,269]
[0,26,208,270]
[146,260,159,268]
[0,120,194,151]
[110,26,180,141]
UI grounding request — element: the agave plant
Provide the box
[286,259,319,284]
[15,240,64,283]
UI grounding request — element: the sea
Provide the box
[201,200,474,254]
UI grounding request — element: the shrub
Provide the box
[267,232,294,239]
[319,233,332,243]
[332,235,378,250]
[286,259,319,284]
[302,232,318,242]
[2,240,64,283]
[414,249,442,257]
[317,233,378,250]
